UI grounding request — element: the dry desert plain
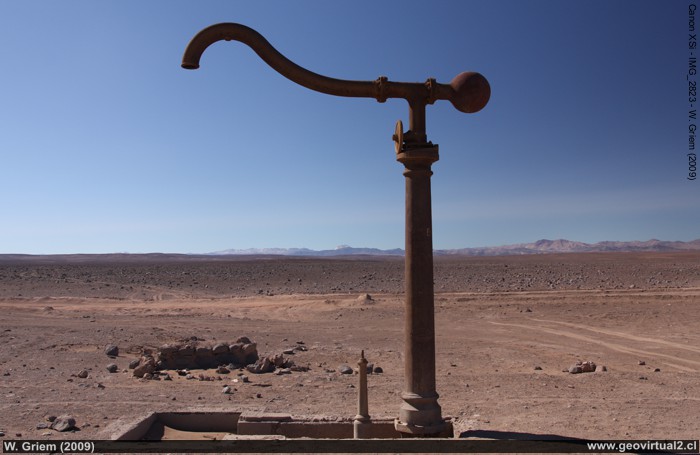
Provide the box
[0,251,699,442]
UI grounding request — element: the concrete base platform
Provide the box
[109,410,454,440]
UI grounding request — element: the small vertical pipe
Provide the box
[354,350,370,438]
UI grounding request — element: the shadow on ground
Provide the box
[459,429,587,441]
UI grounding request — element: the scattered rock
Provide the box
[596,365,608,372]
[46,415,57,422]
[36,423,49,429]
[283,348,295,355]
[128,358,141,369]
[216,366,230,374]
[374,366,383,374]
[639,376,648,380]
[358,293,374,302]
[247,357,274,374]
[222,385,233,394]
[654,368,661,372]
[133,357,156,378]
[581,361,596,373]
[568,360,596,374]
[534,366,543,371]
[106,363,118,373]
[339,365,353,374]
[104,345,119,357]
[638,360,646,365]
[241,375,250,383]
[77,369,89,379]
[51,415,76,432]
[568,365,583,374]
[366,363,374,374]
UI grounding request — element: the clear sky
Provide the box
[1,1,696,254]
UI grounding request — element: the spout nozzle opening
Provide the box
[181,62,199,70]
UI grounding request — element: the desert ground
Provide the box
[0,252,699,442]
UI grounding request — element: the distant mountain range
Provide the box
[209,238,700,257]
[209,245,405,257]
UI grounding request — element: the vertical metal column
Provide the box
[394,142,446,436]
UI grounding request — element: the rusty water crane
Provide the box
[182,23,490,436]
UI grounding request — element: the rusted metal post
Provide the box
[181,22,490,438]
[354,350,371,438]
[392,101,446,435]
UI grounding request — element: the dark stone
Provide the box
[159,344,179,356]
[51,415,76,432]
[178,345,195,357]
[133,358,155,378]
[581,361,596,373]
[106,363,118,373]
[247,357,274,374]
[242,343,259,364]
[104,345,119,357]
[212,343,229,355]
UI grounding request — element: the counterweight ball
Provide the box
[449,72,490,113]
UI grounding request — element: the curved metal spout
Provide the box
[181,23,490,117]
[182,21,491,439]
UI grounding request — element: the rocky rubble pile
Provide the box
[129,337,259,377]
[157,336,259,370]
[128,337,314,378]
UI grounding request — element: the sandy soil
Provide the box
[0,252,698,441]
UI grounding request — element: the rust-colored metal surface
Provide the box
[181,22,490,437]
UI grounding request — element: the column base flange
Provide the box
[394,418,452,437]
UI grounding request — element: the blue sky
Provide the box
[0,1,696,254]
